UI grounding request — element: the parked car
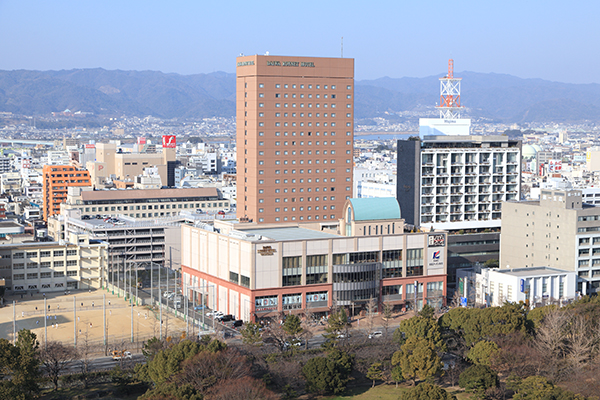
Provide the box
[206,311,224,318]
[232,320,243,328]
[368,331,383,339]
[163,291,172,298]
[194,305,207,311]
[220,314,234,322]
[217,210,226,216]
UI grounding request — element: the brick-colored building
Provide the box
[42,165,91,221]
[236,55,355,223]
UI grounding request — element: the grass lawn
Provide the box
[326,383,472,400]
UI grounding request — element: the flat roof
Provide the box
[240,227,341,241]
[80,187,219,201]
[496,267,573,277]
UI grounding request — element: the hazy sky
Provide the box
[1,1,598,83]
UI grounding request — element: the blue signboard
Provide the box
[460,297,468,307]
[520,279,525,293]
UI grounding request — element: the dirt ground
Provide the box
[0,288,186,352]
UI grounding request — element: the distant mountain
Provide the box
[1,68,600,123]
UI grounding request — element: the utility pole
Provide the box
[73,296,77,348]
[150,262,153,305]
[12,300,16,345]
[103,293,106,350]
[44,297,47,347]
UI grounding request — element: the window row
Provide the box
[258,83,351,90]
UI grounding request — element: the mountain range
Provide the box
[1,68,600,123]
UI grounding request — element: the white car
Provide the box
[206,311,224,318]
[368,331,383,339]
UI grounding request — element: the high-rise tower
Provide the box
[236,55,355,223]
[437,59,463,119]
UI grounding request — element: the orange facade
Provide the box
[236,55,354,223]
[42,165,91,220]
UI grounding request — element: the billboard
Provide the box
[162,135,176,148]
[427,247,445,272]
[137,137,147,145]
[548,159,562,173]
[85,144,95,149]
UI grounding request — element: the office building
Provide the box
[236,55,354,223]
[42,165,91,221]
[397,135,521,231]
[501,188,600,295]
[60,187,229,219]
[181,198,447,322]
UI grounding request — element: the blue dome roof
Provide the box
[348,198,401,221]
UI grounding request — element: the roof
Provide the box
[494,267,573,278]
[241,227,340,241]
[348,198,401,221]
[81,187,220,201]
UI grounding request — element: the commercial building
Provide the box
[397,135,521,231]
[236,55,354,223]
[457,266,577,308]
[60,187,230,219]
[0,233,107,294]
[42,165,91,221]
[87,136,177,188]
[501,188,600,294]
[181,198,447,322]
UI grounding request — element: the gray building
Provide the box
[397,135,521,231]
[501,189,600,294]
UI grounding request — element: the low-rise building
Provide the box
[181,198,448,322]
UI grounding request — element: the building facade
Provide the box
[236,55,355,223]
[182,199,447,322]
[42,165,91,221]
[397,135,521,230]
[60,187,229,219]
[501,189,600,294]
[0,233,107,293]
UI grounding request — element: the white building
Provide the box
[457,266,577,308]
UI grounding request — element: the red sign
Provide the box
[162,135,176,148]
[85,144,95,149]
[137,137,146,145]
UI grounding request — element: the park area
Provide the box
[0,288,186,355]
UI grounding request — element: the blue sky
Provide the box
[0,0,598,83]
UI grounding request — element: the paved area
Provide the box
[0,289,186,350]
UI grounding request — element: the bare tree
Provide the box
[566,314,597,372]
[366,297,377,334]
[78,330,93,389]
[382,302,392,338]
[40,341,78,390]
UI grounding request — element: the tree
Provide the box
[394,336,441,385]
[393,314,445,351]
[0,330,40,400]
[458,365,498,395]
[77,330,93,389]
[40,341,78,391]
[382,302,392,338]
[510,375,585,400]
[466,340,499,366]
[240,322,263,346]
[419,304,435,319]
[283,314,303,344]
[323,308,350,346]
[301,349,353,395]
[366,362,383,387]
[366,297,377,334]
[390,364,403,388]
[400,382,457,400]
[210,376,278,400]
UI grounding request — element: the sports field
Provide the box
[0,289,186,355]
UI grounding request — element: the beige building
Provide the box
[88,139,176,188]
[236,55,354,223]
[60,187,229,219]
[501,189,600,294]
[0,232,108,293]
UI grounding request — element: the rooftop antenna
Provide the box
[341,37,343,58]
[436,59,463,119]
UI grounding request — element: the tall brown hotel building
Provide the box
[236,55,354,223]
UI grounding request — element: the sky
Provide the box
[1,1,599,84]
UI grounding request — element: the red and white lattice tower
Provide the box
[437,59,463,119]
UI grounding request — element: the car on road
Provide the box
[206,311,224,318]
[217,210,226,216]
[194,305,208,311]
[368,331,383,339]
[163,291,172,298]
[220,314,234,322]
[111,350,132,361]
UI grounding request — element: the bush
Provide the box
[459,364,498,393]
[400,382,456,399]
[301,349,353,395]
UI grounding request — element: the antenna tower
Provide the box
[437,59,463,119]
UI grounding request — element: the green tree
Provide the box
[323,308,350,346]
[0,329,42,400]
[366,362,383,387]
[466,340,499,366]
[390,364,403,388]
[240,322,263,346]
[301,349,353,395]
[394,336,441,385]
[400,382,457,400]
[419,304,435,319]
[138,382,202,400]
[393,315,446,351]
[483,259,499,268]
[283,314,303,344]
[458,365,498,395]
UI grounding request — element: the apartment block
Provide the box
[42,165,91,221]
